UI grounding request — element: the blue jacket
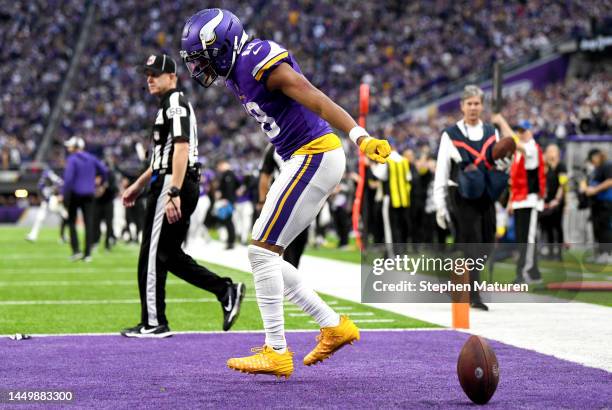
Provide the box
[63,151,108,197]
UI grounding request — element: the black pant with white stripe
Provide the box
[514,207,541,282]
[138,174,233,327]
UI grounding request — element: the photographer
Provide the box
[540,144,567,260]
[580,149,612,263]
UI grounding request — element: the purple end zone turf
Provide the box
[1,330,610,409]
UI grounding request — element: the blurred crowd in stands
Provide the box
[1,0,609,171]
[375,71,612,156]
[0,1,86,168]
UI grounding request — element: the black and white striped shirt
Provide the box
[149,88,198,174]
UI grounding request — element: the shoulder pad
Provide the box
[239,40,289,81]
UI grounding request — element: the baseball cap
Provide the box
[64,136,85,149]
[143,53,177,75]
[515,119,532,131]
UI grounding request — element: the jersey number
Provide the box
[244,102,280,139]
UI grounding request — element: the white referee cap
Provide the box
[64,136,85,149]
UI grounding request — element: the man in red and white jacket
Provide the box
[510,120,546,283]
[494,116,546,283]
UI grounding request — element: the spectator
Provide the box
[371,139,412,257]
[581,149,612,263]
[540,144,568,260]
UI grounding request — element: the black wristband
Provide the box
[168,186,181,198]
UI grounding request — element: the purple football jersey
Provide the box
[225,39,333,160]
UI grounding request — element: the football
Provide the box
[457,335,500,405]
[491,137,516,160]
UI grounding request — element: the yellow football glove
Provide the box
[359,137,391,164]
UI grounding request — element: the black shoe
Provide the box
[470,301,489,311]
[221,283,245,331]
[120,323,173,338]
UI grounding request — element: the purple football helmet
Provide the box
[180,9,248,87]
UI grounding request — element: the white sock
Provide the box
[248,245,286,350]
[281,259,340,328]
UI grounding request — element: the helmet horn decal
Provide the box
[199,9,224,49]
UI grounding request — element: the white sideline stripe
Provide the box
[0,268,135,275]
[0,254,89,260]
[1,328,445,338]
[0,297,253,306]
[0,252,139,260]
[352,319,393,323]
[285,306,353,312]
[289,311,373,317]
[309,319,394,324]
[0,279,191,287]
[4,267,611,280]
[0,298,338,306]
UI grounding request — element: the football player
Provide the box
[26,168,68,243]
[181,8,390,379]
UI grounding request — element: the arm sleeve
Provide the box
[167,93,191,142]
[433,132,452,212]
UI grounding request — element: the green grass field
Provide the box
[0,227,434,335]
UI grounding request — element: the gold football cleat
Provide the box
[303,315,360,366]
[227,345,294,379]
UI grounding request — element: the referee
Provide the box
[121,53,244,338]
